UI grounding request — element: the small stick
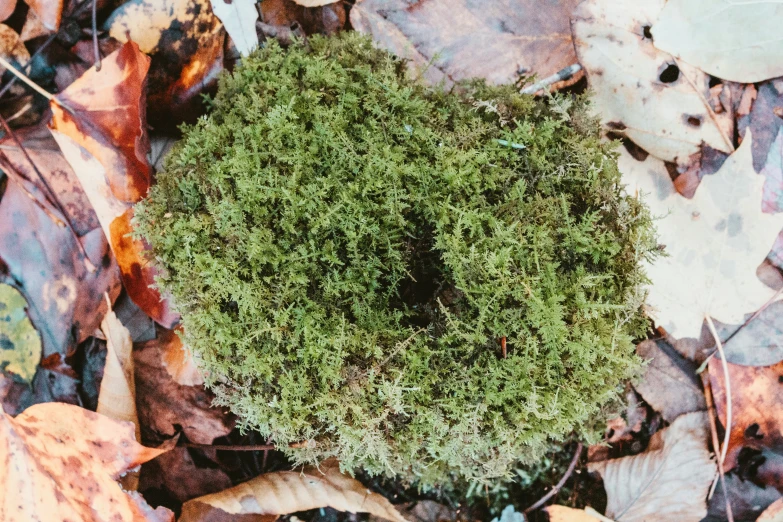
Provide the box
[524,442,583,513]
[0,32,58,101]
[705,315,733,470]
[92,0,102,71]
[0,55,55,101]
[520,64,582,95]
[702,372,734,522]
[500,336,507,358]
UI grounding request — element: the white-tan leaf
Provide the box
[292,0,339,6]
[589,412,715,522]
[652,0,783,83]
[572,0,733,166]
[619,132,783,339]
[209,0,258,56]
[179,459,406,522]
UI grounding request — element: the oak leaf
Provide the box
[652,0,783,83]
[572,0,733,168]
[588,412,715,522]
[0,402,174,521]
[619,132,783,339]
[179,459,406,522]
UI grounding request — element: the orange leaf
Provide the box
[50,40,152,204]
[0,402,174,521]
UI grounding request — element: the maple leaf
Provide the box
[0,402,174,521]
[620,131,783,339]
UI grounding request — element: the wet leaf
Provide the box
[652,0,783,83]
[179,459,406,522]
[0,283,40,382]
[709,357,783,470]
[619,132,783,339]
[210,0,258,56]
[572,0,734,168]
[351,0,581,87]
[0,402,174,521]
[589,412,715,522]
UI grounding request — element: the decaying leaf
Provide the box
[105,0,225,127]
[589,412,715,522]
[545,505,612,522]
[19,0,62,41]
[707,472,781,522]
[0,0,15,23]
[158,327,203,387]
[0,24,29,75]
[292,0,339,6]
[134,333,233,445]
[0,402,174,521]
[260,0,346,37]
[351,0,581,87]
[759,498,783,522]
[634,340,705,422]
[179,459,406,522]
[619,133,783,339]
[710,301,783,367]
[0,283,41,382]
[572,0,733,168]
[738,79,783,173]
[97,302,138,435]
[210,0,258,56]
[709,357,783,470]
[652,0,783,83]
[138,447,232,504]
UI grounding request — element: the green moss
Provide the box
[135,32,656,485]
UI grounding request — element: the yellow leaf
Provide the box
[0,283,41,383]
[545,505,613,522]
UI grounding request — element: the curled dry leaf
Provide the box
[652,0,783,83]
[619,133,783,339]
[209,0,258,56]
[572,0,733,168]
[134,332,233,444]
[106,0,225,127]
[351,0,581,87]
[0,283,41,382]
[179,459,406,522]
[588,412,715,522]
[708,357,783,470]
[0,402,174,521]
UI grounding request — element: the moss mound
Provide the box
[135,32,655,485]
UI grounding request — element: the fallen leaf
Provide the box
[619,132,783,339]
[545,505,611,522]
[134,333,233,444]
[292,0,338,6]
[634,340,705,422]
[0,0,15,23]
[651,0,783,83]
[210,0,258,56]
[0,402,174,521]
[763,128,783,215]
[760,498,783,522]
[572,0,734,168]
[19,0,62,41]
[351,0,581,87]
[706,472,781,522]
[738,79,783,173]
[0,24,29,74]
[260,0,346,36]
[105,0,225,128]
[382,500,463,522]
[138,447,232,504]
[709,357,783,470]
[589,412,715,521]
[179,459,406,522]
[158,327,203,387]
[0,283,41,382]
[708,301,783,367]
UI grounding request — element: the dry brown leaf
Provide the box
[159,327,203,387]
[572,0,733,169]
[106,0,225,128]
[634,340,705,422]
[760,498,783,522]
[19,0,62,41]
[260,0,346,36]
[179,459,406,522]
[588,412,715,522]
[708,357,783,470]
[351,0,581,87]
[545,505,612,522]
[138,447,232,504]
[0,24,29,75]
[134,333,233,444]
[0,0,15,23]
[0,402,174,521]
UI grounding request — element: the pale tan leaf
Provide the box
[589,412,715,522]
[619,132,783,339]
[759,498,783,522]
[572,0,733,167]
[160,327,204,387]
[0,24,29,75]
[0,402,173,521]
[292,0,338,5]
[545,505,613,522]
[179,459,406,522]
[209,0,258,56]
[652,0,783,83]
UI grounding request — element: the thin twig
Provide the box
[0,32,58,101]
[0,55,55,101]
[520,64,582,95]
[702,373,734,522]
[0,114,96,271]
[705,315,732,470]
[524,442,583,513]
[92,0,101,71]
